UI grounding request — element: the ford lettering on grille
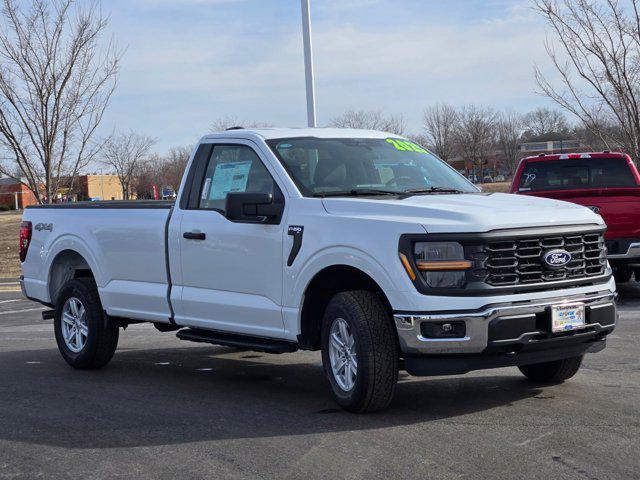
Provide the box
[543,249,572,269]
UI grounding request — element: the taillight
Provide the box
[19,221,32,263]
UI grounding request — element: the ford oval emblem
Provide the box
[543,249,572,269]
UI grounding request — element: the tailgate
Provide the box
[525,188,640,239]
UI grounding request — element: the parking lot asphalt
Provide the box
[0,285,639,480]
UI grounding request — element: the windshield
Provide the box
[266,137,477,196]
[518,158,637,192]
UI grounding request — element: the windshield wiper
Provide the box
[401,186,464,196]
[312,188,401,198]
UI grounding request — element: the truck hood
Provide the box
[321,192,604,233]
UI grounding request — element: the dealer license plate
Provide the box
[551,303,586,333]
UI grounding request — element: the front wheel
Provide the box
[321,290,399,413]
[518,355,583,383]
[54,278,119,369]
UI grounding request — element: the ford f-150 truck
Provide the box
[510,152,640,283]
[20,129,617,412]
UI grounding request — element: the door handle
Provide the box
[183,231,206,240]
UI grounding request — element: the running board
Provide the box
[176,328,298,354]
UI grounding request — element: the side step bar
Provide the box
[176,328,298,354]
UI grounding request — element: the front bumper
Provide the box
[607,240,640,263]
[403,336,607,376]
[394,290,616,357]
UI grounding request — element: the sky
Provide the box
[100,0,560,152]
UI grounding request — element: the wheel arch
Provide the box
[42,233,105,305]
[48,249,96,305]
[297,264,396,351]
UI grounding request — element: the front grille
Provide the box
[477,232,606,286]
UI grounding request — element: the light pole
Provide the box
[301,0,316,127]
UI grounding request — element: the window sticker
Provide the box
[209,160,252,199]
[386,138,429,154]
[201,178,212,199]
[523,173,537,185]
[376,165,395,184]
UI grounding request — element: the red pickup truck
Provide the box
[511,152,640,283]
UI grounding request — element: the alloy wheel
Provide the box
[328,317,358,391]
[61,297,88,353]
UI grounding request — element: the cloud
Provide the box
[131,0,246,5]
[101,0,556,151]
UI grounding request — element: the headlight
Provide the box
[412,242,471,288]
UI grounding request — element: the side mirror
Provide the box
[225,192,283,224]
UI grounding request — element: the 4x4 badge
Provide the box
[34,223,53,232]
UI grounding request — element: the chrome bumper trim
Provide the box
[394,291,616,355]
[608,242,640,259]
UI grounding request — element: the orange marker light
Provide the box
[398,253,416,281]
[416,260,472,271]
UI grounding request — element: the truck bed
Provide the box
[22,203,174,323]
[27,200,175,209]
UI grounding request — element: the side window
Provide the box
[198,145,274,211]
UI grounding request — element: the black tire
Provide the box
[54,278,119,369]
[518,355,583,383]
[320,290,398,413]
[613,269,632,283]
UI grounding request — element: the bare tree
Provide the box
[573,123,615,151]
[522,107,570,139]
[133,155,161,200]
[160,145,191,192]
[328,109,407,135]
[422,103,458,161]
[0,0,121,203]
[101,132,155,200]
[132,145,192,199]
[497,110,524,175]
[534,0,640,159]
[454,105,498,179]
[211,116,273,132]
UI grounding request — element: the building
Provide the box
[75,174,124,201]
[517,139,584,155]
[0,174,126,209]
[446,138,589,182]
[0,178,38,209]
[447,151,507,180]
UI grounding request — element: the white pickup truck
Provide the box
[20,128,617,412]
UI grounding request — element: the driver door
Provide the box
[173,141,287,338]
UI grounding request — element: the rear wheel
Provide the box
[320,290,398,413]
[518,355,583,383]
[54,278,119,369]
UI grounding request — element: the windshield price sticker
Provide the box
[386,138,429,154]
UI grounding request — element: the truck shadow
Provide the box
[0,345,548,449]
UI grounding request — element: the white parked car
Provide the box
[20,128,617,412]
